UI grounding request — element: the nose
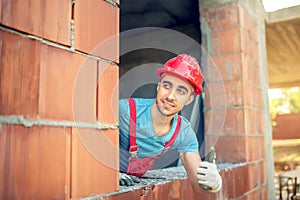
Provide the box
[166,88,177,100]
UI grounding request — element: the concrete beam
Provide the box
[267,5,300,23]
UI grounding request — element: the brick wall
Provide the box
[0,0,119,199]
[200,1,268,199]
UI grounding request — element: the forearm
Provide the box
[180,152,203,194]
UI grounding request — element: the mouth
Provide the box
[161,99,175,109]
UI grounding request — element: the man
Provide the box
[119,54,222,193]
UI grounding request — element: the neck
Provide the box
[151,102,175,136]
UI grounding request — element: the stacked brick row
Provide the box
[201,2,268,199]
[0,0,119,199]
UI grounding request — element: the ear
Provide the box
[185,94,194,106]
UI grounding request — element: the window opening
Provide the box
[119,0,205,170]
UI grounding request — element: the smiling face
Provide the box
[155,73,195,117]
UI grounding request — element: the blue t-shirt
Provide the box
[119,98,199,172]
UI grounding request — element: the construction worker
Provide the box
[119,54,222,193]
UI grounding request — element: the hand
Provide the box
[119,172,141,186]
[197,161,222,193]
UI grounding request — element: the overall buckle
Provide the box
[129,145,139,159]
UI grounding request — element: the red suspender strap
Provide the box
[164,116,181,150]
[127,98,139,154]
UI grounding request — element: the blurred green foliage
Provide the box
[269,87,300,119]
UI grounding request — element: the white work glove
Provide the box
[119,172,141,186]
[197,161,222,193]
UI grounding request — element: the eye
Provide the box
[162,82,171,89]
[177,88,187,95]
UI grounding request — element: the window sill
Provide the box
[81,162,247,200]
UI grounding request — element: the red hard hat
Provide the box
[156,54,203,95]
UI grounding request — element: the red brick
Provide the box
[238,3,258,43]
[180,181,192,200]
[180,177,217,200]
[256,111,264,134]
[260,137,266,158]
[254,88,263,110]
[1,0,71,45]
[246,136,265,161]
[74,0,119,58]
[0,30,40,118]
[106,176,220,200]
[73,57,98,123]
[0,125,70,200]
[253,66,261,88]
[0,29,2,51]
[204,109,228,136]
[244,108,255,134]
[258,161,267,185]
[242,82,262,109]
[241,54,250,81]
[71,128,119,198]
[223,80,244,107]
[144,185,161,200]
[244,109,264,134]
[202,2,239,31]
[242,82,252,108]
[222,108,246,134]
[0,124,7,200]
[152,182,172,200]
[168,180,181,199]
[206,135,247,162]
[204,82,226,108]
[208,54,243,82]
[104,166,264,200]
[38,45,97,122]
[107,180,210,200]
[210,27,241,56]
[243,82,256,108]
[205,80,246,108]
[223,165,249,198]
[205,107,264,139]
[256,112,264,135]
[0,0,2,23]
[241,30,259,65]
[34,126,71,200]
[239,189,260,200]
[261,184,268,200]
[97,63,119,124]
[91,34,120,64]
[250,43,259,65]
[241,53,260,86]
[106,189,140,200]
[180,179,196,200]
[248,163,260,189]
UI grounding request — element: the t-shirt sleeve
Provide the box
[177,125,199,153]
